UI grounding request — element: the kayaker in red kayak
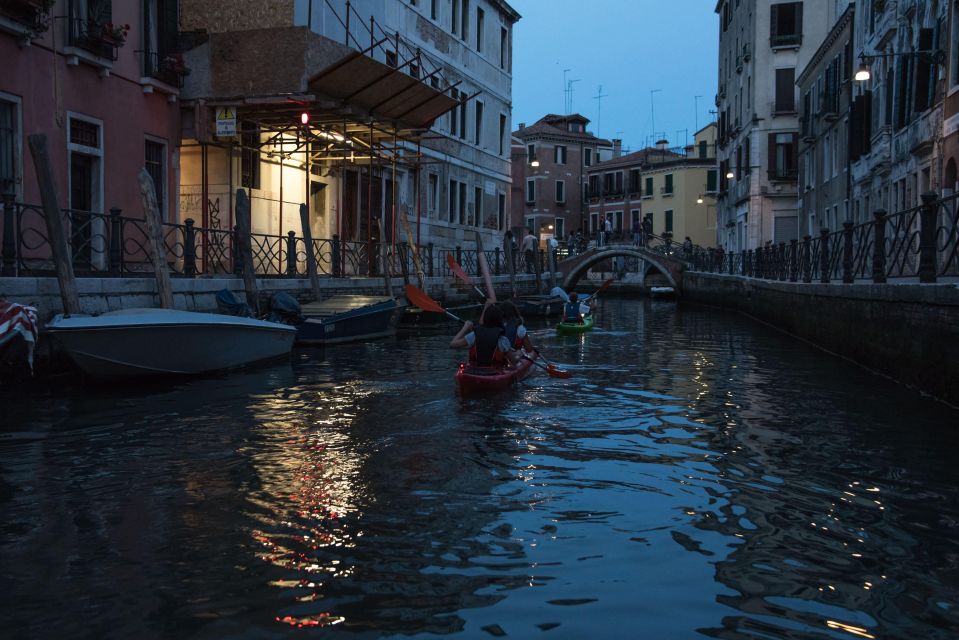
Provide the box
[450,301,515,366]
[499,300,537,355]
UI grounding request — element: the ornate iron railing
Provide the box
[690,191,959,284]
[0,195,559,282]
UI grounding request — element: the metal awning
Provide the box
[307,51,458,131]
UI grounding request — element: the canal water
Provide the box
[2,298,958,639]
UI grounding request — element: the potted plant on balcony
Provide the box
[160,53,191,77]
[99,21,130,46]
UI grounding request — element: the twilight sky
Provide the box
[509,0,719,152]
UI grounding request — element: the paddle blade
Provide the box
[404,284,445,314]
[546,364,572,379]
[550,286,570,302]
[597,277,615,293]
[447,254,476,287]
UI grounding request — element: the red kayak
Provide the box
[455,355,534,393]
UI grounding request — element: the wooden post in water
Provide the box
[137,169,175,309]
[299,203,322,302]
[234,189,259,314]
[475,230,496,302]
[503,234,517,297]
[377,218,394,298]
[398,206,424,288]
[27,134,81,315]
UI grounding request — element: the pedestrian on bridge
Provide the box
[522,229,538,273]
[632,219,642,246]
[604,216,613,244]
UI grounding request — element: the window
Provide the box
[241,122,260,189]
[527,217,534,233]
[498,193,505,230]
[0,98,19,197]
[449,179,457,221]
[631,209,640,226]
[770,2,803,47]
[768,132,798,180]
[775,67,795,112]
[554,145,567,164]
[699,140,708,159]
[584,148,593,166]
[588,174,599,197]
[476,7,484,52]
[664,174,674,195]
[458,181,466,224]
[499,114,506,155]
[473,186,482,226]
[664,210,673,233]
[644,176,653,197]
[474,100,483,145]
[952,2,959,90]
[460,0,469,42]
[527,143,535,164]
[144,139,166,219]
[458,93,467,139]
[428,173,438,214]
[615,171,623,193]
[451,0,459,35]
[431,0,437,20]
[555,180,565,203]
[526,179,535,203]
[628,169,640,193]
[554,217,564,239]
[500,27,508,69]
[706,169,718,192]
[142,0,179,82]
[914,28,935,113]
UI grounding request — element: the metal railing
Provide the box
[0,195,555,282]
[692,191,959,284]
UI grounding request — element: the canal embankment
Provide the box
[683,272,959,407]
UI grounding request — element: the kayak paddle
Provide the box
[446,254,487,300]
[521,354,572,379]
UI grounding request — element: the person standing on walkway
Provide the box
[522,229,538,274]
[642,215,653,247]
[632,218,642,246]
[604,216,613,244]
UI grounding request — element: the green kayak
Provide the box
[556,314,594,335]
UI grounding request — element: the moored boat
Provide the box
[46,308,296,377]
[555,314,595,335]
[294,295,402,345]
[455,354,534,393]
[514,294,563,317]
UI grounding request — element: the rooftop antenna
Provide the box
[563,68,571,113]
[567,78,580,113]
[677,128,688,147]
[594,84,608,137]
[650,89,662,140]
[694,95,703,131]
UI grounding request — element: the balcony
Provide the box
[770,33,802,48]
[0,0,52,39]
[768,168,798,182]
[67,16,122,62]
[139,51,186,89]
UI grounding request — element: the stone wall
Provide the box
[683,273,959,407]
[0,274,551,321]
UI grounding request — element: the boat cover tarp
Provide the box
[0,300,39,375]
[216,289,254,318]
[269,292,304,325]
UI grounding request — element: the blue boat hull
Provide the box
[295,298,401,345]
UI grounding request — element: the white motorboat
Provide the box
[46,308,296,377]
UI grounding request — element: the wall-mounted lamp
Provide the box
[854,49,945,83]
[531,159,540,167]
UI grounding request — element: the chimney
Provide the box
[612,138,622,158]
[518,122,525,130]
[655,138,668,150]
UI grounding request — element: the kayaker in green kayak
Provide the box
[562,292,592,324]
[450,302,515,366]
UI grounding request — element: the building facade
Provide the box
[510,114,613,241]
[585,124,719,248]
[796,4,854,236]
[947,0,959,195]
[177,0,519,268]
[1,0,181,267]
[714,0,831,251]
[848,0,949,219]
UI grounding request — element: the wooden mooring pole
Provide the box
[299,203,322,302]
[234,189,259,314]
[27,134,81,316]
[137,168,174,309]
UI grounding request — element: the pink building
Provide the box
[1,0,180,271]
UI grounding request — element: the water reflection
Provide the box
[1,299,957,639]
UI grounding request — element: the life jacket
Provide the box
[564,301,583,323]
[503,319,524,349]
[469,325,506,365]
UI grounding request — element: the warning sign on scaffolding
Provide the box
[215,107,237,137]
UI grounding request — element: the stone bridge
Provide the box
[556,244,687,291]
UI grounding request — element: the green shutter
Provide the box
[706,169,717,192]
[665,210,673,233]
[665,174,673,193]
[645,176,653,195]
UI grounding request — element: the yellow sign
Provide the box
[215,106,236,136]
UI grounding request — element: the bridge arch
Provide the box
[557,246,684,291]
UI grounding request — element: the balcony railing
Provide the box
[139,50,185,88]
[0,0,52,33]
[770,33,802,48]
[67,17,119,61]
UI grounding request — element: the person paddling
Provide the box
[499,300,536,355]
[562,292,591,324]
[451,301,514,366]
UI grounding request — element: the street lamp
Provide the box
[854,49,946,83]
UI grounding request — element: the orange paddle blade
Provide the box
[597,277,615,293]
[546,364,572,379]
[404,284,445,314]
[447,254,475,286]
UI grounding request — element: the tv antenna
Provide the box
[594,85,608,136]
[694,95,703,131]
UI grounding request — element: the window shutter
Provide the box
[914,28,933,112]
[767,133,777,178]
[706,169,717,192]
[790,133,799,174]
[795,2,803,37]
[770,3,779,37]
[158,0,179,56]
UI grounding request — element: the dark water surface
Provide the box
[2,298,958,639]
